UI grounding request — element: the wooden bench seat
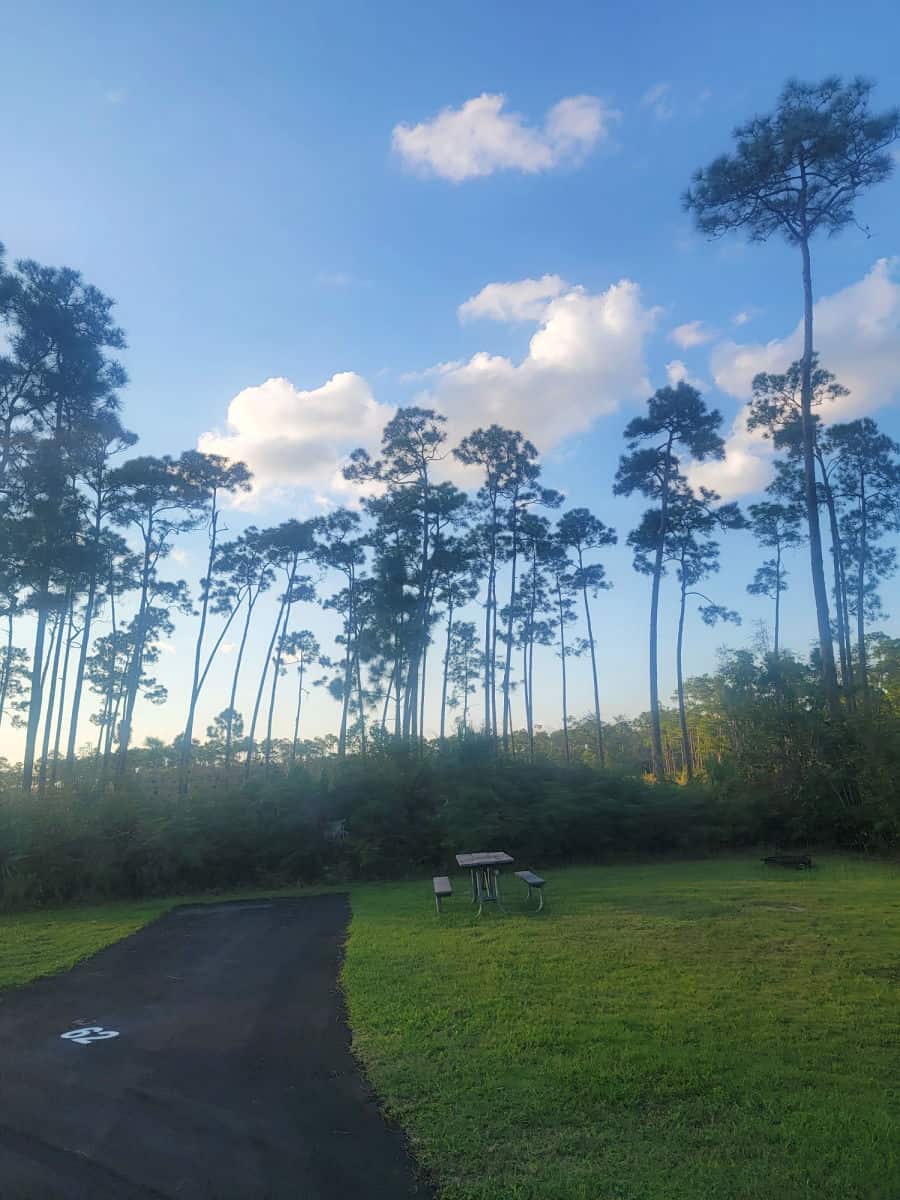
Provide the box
[433,875,452,914]
[515,870,547,910]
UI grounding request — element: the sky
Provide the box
[2,0,900,756]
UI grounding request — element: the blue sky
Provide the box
[2,0,900,753]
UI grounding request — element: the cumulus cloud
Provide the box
[670,320,714,348]
[415,277,659,455]
[695,259,900,498]
[198,373,394,504]
[200,277,658,504]
[458,275,568,322]
[392,93,618,182]
[666,359,705,390]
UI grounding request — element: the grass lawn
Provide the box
[2,858,899,1199]
[343,857,900,1200]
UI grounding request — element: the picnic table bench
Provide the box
[433,875,453,914]
[515,870,547,910]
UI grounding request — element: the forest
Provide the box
[1,77,900,905]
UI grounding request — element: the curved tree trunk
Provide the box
[225,593,257,767]
[246,585,291,773]
[38,589,71,793]
[799,234,840,715]
[180,504,219,789]
[676,575,692,782]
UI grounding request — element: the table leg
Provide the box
[470,868,477,903]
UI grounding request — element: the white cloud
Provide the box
[416,277,659,456]
[392,93,618,182]
[200,277,657,504]
[732,309,756,327]
[171,548,189,564]
[665,359,705,390]
[104,88,127,106]
[198,373,394,504]
[697,259,900,498]
[687,418,772,499]
[640,82,673,121]
[670,320,714,348]
[399,360,465,384]
[458,275,568,323]
[221,642,237,656]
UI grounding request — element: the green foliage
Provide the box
[0,746,750,909]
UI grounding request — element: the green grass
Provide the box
[3,859,899,1199]
[343,858,900,1200]
[0,899,173,991]
[0,883,334,992]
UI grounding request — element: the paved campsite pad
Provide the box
[0,895,428,1199]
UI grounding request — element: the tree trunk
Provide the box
[50,604,78,784]
[116,528,154,778]
[439,600,453,743]
[356,649,367,757]
[291,654,305,765]
[579,548,605,766]
[0,610,14,729]
[557,576,570,766]
[263,599,291,771]
[38,589,71,792]
[246,581,292,773]
[799,234,840,715]
[774,543,781,659]
[338,575,354,758]
[857,466,869,700]
[676,575,692,783]
[418,636,427,754]
[66,515,101,770]
[483,506,497,737]
[22,598,51,792]
[818,462,854,697]
[180,504,219,788]
[225,593,257,767]
[380,662,394,739]
[461,649,470,736]
[648,436,673,778]
[501,500,519,750]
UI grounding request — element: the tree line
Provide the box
[0,74,898,795]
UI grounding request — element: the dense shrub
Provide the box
[3,716,898,910]
[0,743,763,909]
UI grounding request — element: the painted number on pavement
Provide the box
[60,1026,120,1045]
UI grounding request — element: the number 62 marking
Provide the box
[61,1026,119,1045]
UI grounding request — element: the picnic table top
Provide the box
[456,851,514,868]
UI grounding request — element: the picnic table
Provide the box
[456,851,514,915]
